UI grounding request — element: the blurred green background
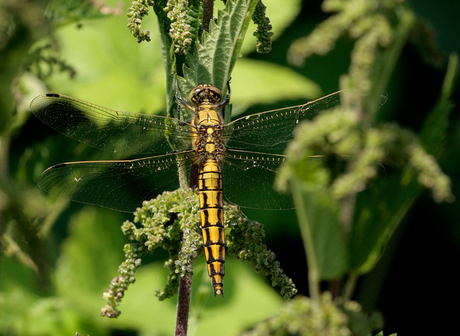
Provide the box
[1,0,459,335]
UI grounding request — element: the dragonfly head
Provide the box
[189,84,222,107]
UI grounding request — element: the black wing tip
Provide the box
[30,93,61,109]
[46,93,60,98]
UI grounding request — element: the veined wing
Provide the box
[30,94,193,155]
[224,91,387,152]
[222,149,386,210]
[222,149,293,210]
[38,151,195,212]
[224,91,341,152]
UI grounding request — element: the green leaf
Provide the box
[348,169,420,274]
[230,58,322,115]
[54,208,126,314]
[349,54,458,274]
[46,12,166,115]
[179,0,260,97]
[154,0,193,117]
[291,178,348,282]
[420,53,458,155]
[46,0,109,26]
[0,257,102,336]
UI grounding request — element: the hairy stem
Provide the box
[175,270,193,336]
[202,0,214,32]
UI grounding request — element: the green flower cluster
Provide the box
[127,0,155,43]
[101,189,200,317]
[251,0,273,54]
[225,204,297,299]
[100,188,298,317]
[276,105,453,203]
[288,0,399,65]
[100,243,143,318]
[288,0,400,105]
[164,0,193,54]
[241,292,384,336]
[279,0,452,205]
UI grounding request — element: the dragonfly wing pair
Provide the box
[31,88,383,296]
[31,92,345,212]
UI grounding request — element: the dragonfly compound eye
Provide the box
[189,84,222,106]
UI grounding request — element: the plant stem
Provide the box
[202,0,214,32]
[175,270,193,336]
[0,136,8,282]
[290,179,321,302]
[342,274,357,301]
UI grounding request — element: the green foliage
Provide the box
[101,189,296,317]
[1,0,457,335]
[275,0,456,304]
[24,44,76,81]
[175,0,261,119]
[348,54,457,275]
[46,0,120,26]
[240,293,384,336]
[1,204,286,335]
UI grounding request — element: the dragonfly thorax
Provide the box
[189,84,222,107]
[194,124,226,163]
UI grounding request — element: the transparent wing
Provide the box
[223,150,293,210]
[38,152,194,212]
[30,93,193,155]
[222,150,387,210]
[225,91,387,152]
[224,92,342,152]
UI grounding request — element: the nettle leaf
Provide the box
[349,170,420,274]
[349,55,458,274]
[153,0,177,118]
[157,0,317,122]
[177,0,259,103]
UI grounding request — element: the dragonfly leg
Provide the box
[174,75,194,121]
[216,78,231,119]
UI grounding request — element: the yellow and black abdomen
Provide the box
[198,160,225,296]
[189,97,227,297]
[191,106,226,297]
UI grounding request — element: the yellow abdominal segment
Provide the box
[198,160,225,297]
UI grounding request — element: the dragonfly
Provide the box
[30,82,380,297]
